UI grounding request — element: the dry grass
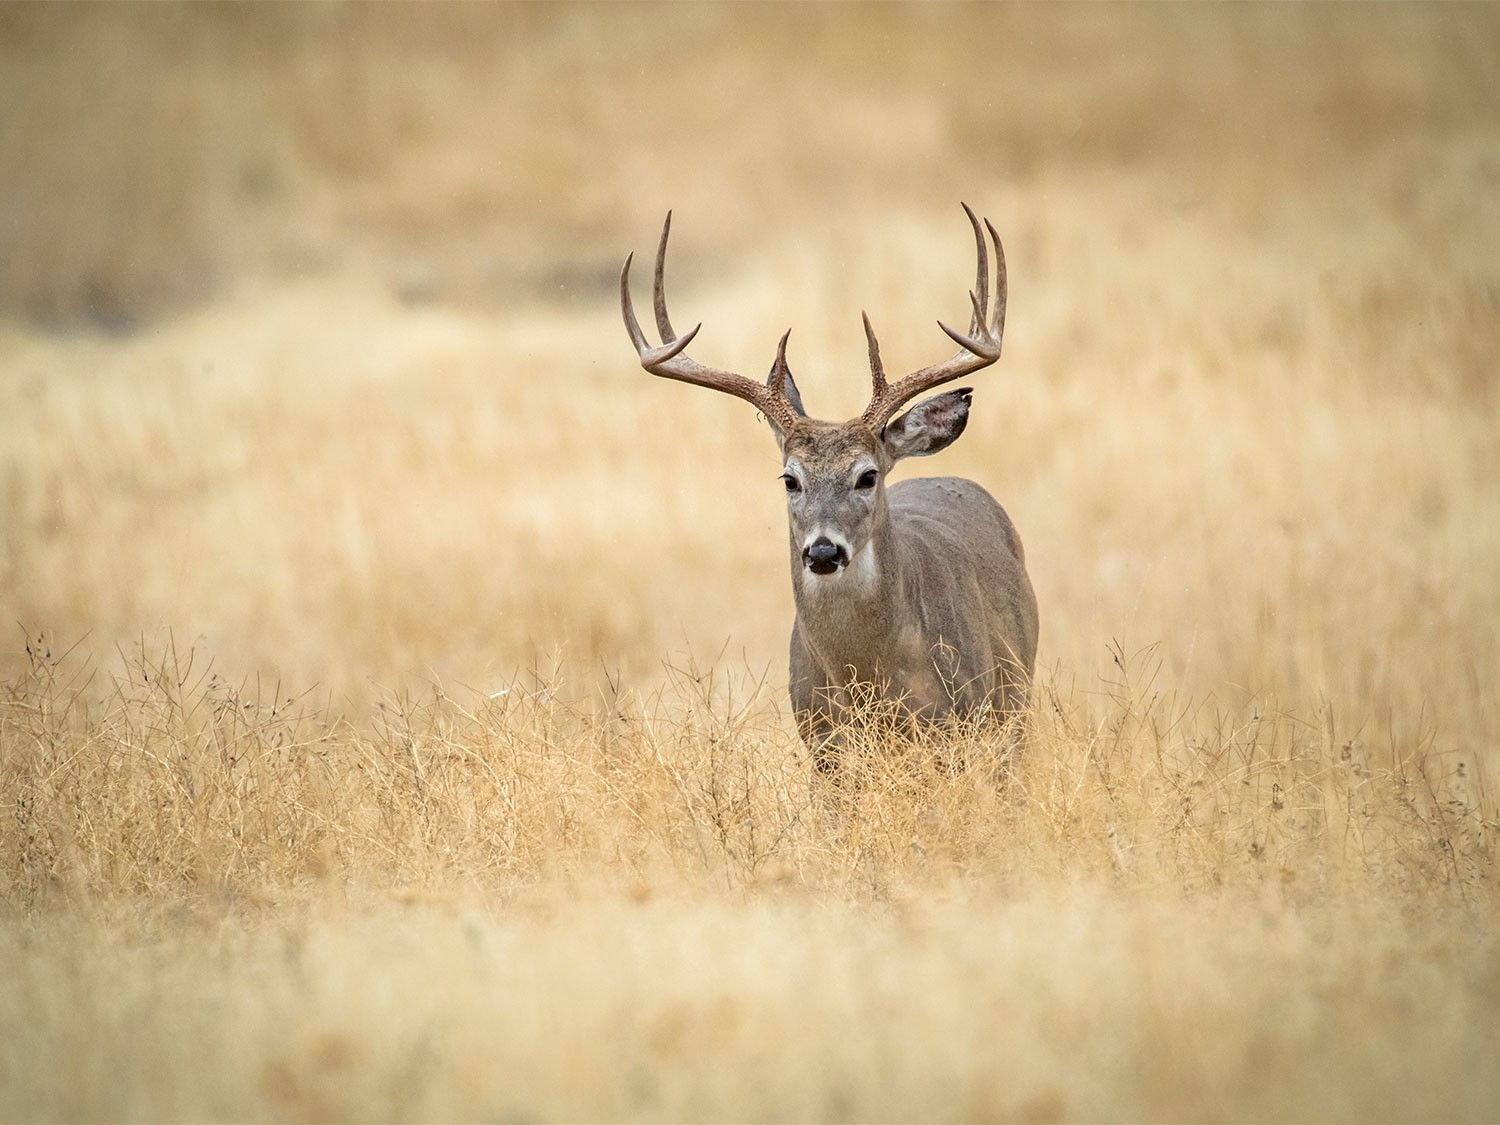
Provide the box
[2,3,1499,1121]
[3,636,1497,1120]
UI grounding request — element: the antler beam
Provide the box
[621,213,800,433]
[860,204,1007,429]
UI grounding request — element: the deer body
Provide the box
[789,475,1035,750]
[622,207,1038,769]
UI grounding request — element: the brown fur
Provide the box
[778,415,1038,771]
[622,208,1033,772]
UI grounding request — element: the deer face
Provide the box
[777,388,975,583]
[780,421,885,579]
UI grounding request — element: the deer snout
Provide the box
[803,536,849,575]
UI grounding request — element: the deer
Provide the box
[621,205,1038,773]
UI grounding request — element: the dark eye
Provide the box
[782,473,801,494]
[855,468,879,490]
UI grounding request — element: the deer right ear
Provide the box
[882,388,973,461]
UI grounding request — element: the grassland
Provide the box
[2,4,1499,1120]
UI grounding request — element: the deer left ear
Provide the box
[767,331,807,453]
[768,329,807,419]
[882,388,973,461]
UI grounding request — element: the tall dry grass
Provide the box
[2,3,1499,1120]
[3,631,1496,1120]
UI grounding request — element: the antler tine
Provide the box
[966,202,988,339]
[621,214,798,433]
[652,210,677,343]
[862,311,887,398]
[987,216,1008,345]
[861,203,1009,429]
[771,328,792,383]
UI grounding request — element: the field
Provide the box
[2,4,1499,1120]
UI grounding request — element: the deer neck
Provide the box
[789,507,912,685]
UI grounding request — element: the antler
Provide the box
[860,203,1007,429]
[621,213,799,433]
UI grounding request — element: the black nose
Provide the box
[803,537,848,575]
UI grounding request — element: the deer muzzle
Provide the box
[803,536,849,575]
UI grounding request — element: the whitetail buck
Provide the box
[622,206,1037,772]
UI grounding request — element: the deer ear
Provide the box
[882,388,973,461]
[767,333,806,453]
[777,364,806,418]
[767,330,807,420]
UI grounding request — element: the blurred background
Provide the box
[6,4,1497,326]
[1,3,1497,734]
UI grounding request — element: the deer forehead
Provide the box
[782,420,882,472]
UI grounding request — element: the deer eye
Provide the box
[782,473,802,494]
[855,468,879,491]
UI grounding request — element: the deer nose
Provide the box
[804,537,848,575]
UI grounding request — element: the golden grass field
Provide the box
[3,4,1499,1120]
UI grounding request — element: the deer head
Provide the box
[621,205,1007,584]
